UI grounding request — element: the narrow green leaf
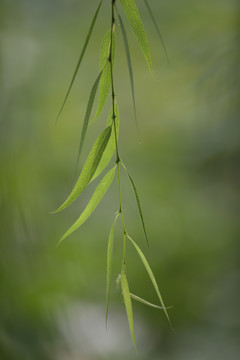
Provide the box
[118,14,140,138]
[122,163,149,246]
[119,0,152,71]
[92,103,119,182]
[53,127,111,213]
[92,28,116,123]
[130,293,172,310]
[74,70,103,177]
[58,167,116,245]
[56,0,103,122]
[106,213,120,326]
[127,235,172,329]
[121,270,137,351]
[143,0,169,64]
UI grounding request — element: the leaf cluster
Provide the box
[54,0,171,350]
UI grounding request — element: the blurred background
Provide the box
[0,0,239,359]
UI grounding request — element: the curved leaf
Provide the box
[106,213,120,326]
[122,163,149,246]
[92,28,116,122]
[127,235,172,329]
[118,14,140,137]
[121,270,137,351]
[92,103,119,182]
[58,166,116,245]
[56,0,103,122]
[74,70,103,177]
[130,293,172,310]
[119,0,152,71]
[143,0,169,64]
[53,126,111,213]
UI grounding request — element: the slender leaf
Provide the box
[118,14,140,138]
[143,0,169,64]
[130,293,172,310]
[119,0,152,71]
[106,213,120,326]
[92,103,119,182]
[57,166,116,245]
[53,127,111,213]
[73,70,103,179]
[127,235,172,329]
[121,270,137,351]
[122,163,149,246]
[92,28,115,122]
[56,0,103,122]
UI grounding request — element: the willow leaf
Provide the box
[53,127,111,213]
[122,164,148,246]
[106,213,120,326]
[92,103,119,182]
[143,0,169,64]
[127,235,172,329]
[92,28,115,122]
[74,70,103,176]
[118,14,139,137]
[56,0,103,122]
[58,167,116,245]
[121,270,137,351]
[130,293,172,310]
[119,0,152,71]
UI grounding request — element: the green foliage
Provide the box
[92,28,116,122]
[121,266,137,351]
[75,70,103,172]
[119,0,152,71]
[56,0,103,122]
[53,126,111,213]
[118,13,139,136]
[106,213,120,325]
[54,0,171,349]
[92,102,119,182]
[58,166,116,245]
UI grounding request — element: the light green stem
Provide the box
[109,0,126,259]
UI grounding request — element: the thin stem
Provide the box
[109,0,126,257]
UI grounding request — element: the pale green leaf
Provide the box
[106,213,120,326]
[130,293,172,310]
[56,0,103,122]
[118,14,140,137]
[143,0,169,63]
[122,163,149,246]
[127,235,172,329]
[119,0,152,71]
[92,103,119,182]
[53,127,111,213]
[58,167,116,245]
[74,70,103,177]
[92,28,116,122]
[121,270,137,351]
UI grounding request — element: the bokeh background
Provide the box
[0,0,239,359]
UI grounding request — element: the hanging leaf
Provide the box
[56,0,103,122]
[106,213,120,326]
[130,293,172,310]
[121,270,137,351]
[143,0,169,64]
[57,166,116,245]
[122,163,149,246]
[92,27,116,122]
[92,102,119,182]
[53,126,111,213]
[127,235,172,329]
[74,70,103,178]
[119,0,152,71]
[118,14,140,137]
